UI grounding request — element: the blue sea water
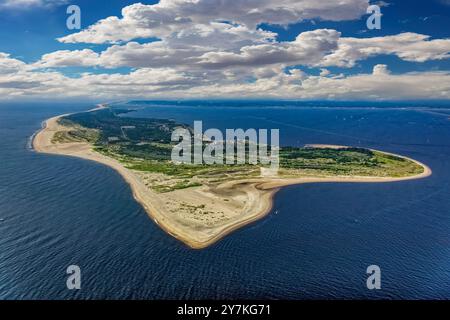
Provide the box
[0,101,450,299]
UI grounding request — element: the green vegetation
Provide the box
[60,108,187,161]
[52,127,100,144]
[280,147,424,177]
[153,181,203,193]
[56,107,425,192]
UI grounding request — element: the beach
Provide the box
[32,110,432,249]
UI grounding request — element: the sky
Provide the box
[0,0,449,101]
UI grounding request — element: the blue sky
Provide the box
[0,0,151,61]
[0,0,449,100]
[266,0,450,75]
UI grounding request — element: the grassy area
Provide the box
[152,181,203,193]
[56,107,425,192]
[52,127,100,144]
[279,147,424,177]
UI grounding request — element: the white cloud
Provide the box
[58,0,369,44]
[2,56,450,101]
[197,29,340,69]
[320,33,450,67]
[0,65,200,99]
[41,27,342,71]
[372,64,390,76]
[0,53,27,74]
[32,49,100,68]
[2,1,450,101]
[297,70,450,100]
[96,22,277,69]
[41,30,450,73]
[187,69,450,101]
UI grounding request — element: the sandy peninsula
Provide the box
[33,107,432,249]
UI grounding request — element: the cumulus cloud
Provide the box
[96,22,277,69]
[198,29,340,69]
[41,30,450,73]
[2,1,450,101]
[0,53,27,74]
[320,33,450,67]
[32,49,100,68]
[58,0,369,44]
[189,69,450,101]
[2,55,450,101]
[40,28,341,70]
[372,64,390,75]
[50,1,450,78]
[0,64,200,99]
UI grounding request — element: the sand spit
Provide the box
[33,110,432,249]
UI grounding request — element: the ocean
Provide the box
[0,101,449,299]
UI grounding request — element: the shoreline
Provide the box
[32,108,432,249]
